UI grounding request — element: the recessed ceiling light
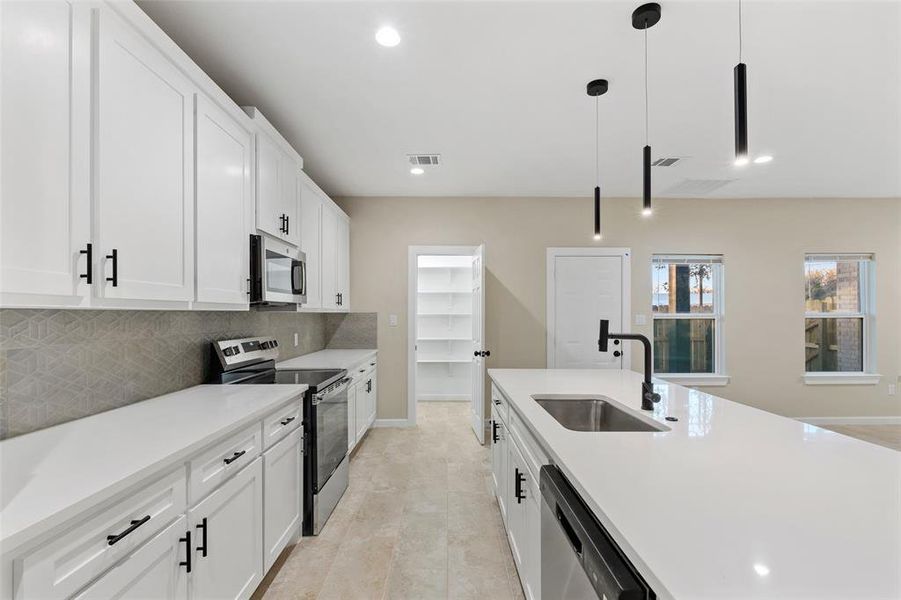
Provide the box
[753,564,770,577]
[754,155,773,164]
[734,156,749,167]
[410,167,424,175]
[375,26,400,47]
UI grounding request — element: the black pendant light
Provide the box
[586,78,608,240]
[633,3,660,217]
[734,0,749,165]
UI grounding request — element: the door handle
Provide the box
[79,243,92,284]
[195,517,208,557]
[106,515,150,545]
[514,468,526,503]
[106,249,118,287]
[223,450,246,465]
[179,530,192,573]
[613,350,621,357]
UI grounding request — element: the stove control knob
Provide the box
[232,345,240,354]
[260,341,270,349]
[272,340,279,347]
[223,346,234,357]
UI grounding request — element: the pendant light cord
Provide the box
[595,95,599,186]
[738,0,743,62]
[644,21,649,146]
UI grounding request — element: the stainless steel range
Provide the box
[211,337,350,535]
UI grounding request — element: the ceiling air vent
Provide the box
[651,157,682,167]
[663,179,734,196]
[408,154,441,167]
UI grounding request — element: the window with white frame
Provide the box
[651,255,724,376]
[804,254,874,374]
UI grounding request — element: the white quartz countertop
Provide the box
[488,368,901,600]
[276,349,377,371]
[0,384,307,553]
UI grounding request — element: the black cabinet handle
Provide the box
[196,517,208,558]
[179,530,192,573]
[106,249,118,287]
[280,416,296,426]
[514,468,526,504]
[491,420,499,443]
[285,215,289,235]
[79,243,92,284]
[107,515,150,545]
[223,450,246,465]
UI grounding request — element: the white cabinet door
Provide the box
[72,517,189,600]
[320,205,339,310]
[346,383,357,451]
[1,0,91,305]
[490,411,508,525]
[299,179,322,310]
[506,438,527,570]
[263,428,302,571]
[355,375,369,441]
[94,9,194,303]
[189,458,264,600]
[255,135,298,245]
[367,370,378,426]
[195,97,252,307]
[336,215,350,311]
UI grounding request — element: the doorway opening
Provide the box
[408,245,486,443]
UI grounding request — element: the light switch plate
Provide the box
[388,314,398,327]
[634,314,647,326]
[294,333,299,347]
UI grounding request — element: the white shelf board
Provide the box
[417,337,472,341]
[418,265,471,270]
[418,312,472,317]
[416,358,472,363]
[417,290,471,294]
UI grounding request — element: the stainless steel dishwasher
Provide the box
[540,465,655,600]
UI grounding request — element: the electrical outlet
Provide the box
[889,383,896,396]
[389,314,398,327]
[294,333,299,347]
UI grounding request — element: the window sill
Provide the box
[655,374,730,387]
[803,373,882,386]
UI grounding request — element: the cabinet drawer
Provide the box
[262,400,301,450]
[189,424,261,505]
[15,468,186,600]
[491,383,509,424]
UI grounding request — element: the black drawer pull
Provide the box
[223,450,246,465]
[514,468,526,504]
[280,416,296,426]
[106,515,150,545]
[79,243,92,284]
[179,530,192,572]
[196,517,208,557]
[491,420,499,444]
[106,248,118,287]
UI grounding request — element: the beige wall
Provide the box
[336,196,901,420]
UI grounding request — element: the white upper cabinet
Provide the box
[320,204,339,311]
[195,97,253,307]
[0,0,91,306]
[299,175,323,310]
[94,8,195,304]
[336,214,350,311]
[244,107,301,247]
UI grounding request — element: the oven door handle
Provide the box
[312,378,351,405]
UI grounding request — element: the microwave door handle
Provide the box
[300,261,306,296]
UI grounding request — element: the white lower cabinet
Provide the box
[189,457,264,600]
[355,376,369,442]
[72,516,189,600]
[347,360,378,452]
[263,428,303,571]
[491,390,542,600]
[347,382,358,451]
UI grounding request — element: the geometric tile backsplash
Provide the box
[0,309,376,439]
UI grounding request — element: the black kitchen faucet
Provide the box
[598,319,661,411]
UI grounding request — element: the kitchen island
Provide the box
[488,368,901,600]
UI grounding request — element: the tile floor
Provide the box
[253,402,524,600]
[821,424,901,452]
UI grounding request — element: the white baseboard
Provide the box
[418,395,470,402]
[372,418,415,428]
[798,416,901,426]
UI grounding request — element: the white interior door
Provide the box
[548,251,628,369]
[470,244,486,444]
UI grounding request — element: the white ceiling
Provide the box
[137,0,901,199]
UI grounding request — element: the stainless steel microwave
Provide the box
[249,234,306,305]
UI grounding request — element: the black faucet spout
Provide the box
[598,319,661,411]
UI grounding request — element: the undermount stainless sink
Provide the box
[532,395,669,432]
